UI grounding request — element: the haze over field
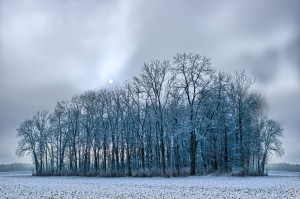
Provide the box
[0,0,299,165]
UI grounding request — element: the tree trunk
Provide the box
[190,131,197,175]
[261,152,267,175]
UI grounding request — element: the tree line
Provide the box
[0,163,33,172]
[267,163,300,172]
[16,53,284,176]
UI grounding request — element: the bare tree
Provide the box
[172,53,215,175]
[260,119,284,174]
[133,60,172,175]
[33,111,49,174]
[16,119,39,174]
[228,70,254,174]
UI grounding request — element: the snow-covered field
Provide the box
[0,171,299,199]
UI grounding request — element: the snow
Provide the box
[0,171,299,198]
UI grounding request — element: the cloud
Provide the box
[0,0,137,90]
[285,33,300,77]
[240,49,280,83]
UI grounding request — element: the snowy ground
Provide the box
[0,171,299,199]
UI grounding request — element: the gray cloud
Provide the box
[0,0,300,164]
[237,49,280,84]
[285,33,300,76]
[0,0,137,90]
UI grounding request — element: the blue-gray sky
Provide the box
[0,0,299,164]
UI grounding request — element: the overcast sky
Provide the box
[0,0,299,164]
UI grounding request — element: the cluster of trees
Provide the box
[16,53,284,176]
